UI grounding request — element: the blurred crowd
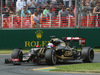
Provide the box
[81,0,100,16]
[2,0,100,28]
[2,0,74,17]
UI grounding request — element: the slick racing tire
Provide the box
[5,59,11,64]
[11,49,23,62]
[45,49,57,65]
[81,47,94,63]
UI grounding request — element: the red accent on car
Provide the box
[36,45,40,48]
[66,37,80,40]
[50,45,55,47]
[39,60,41,62]
[8,58,11,61]
[12,59,19,62]
[79,39,86,44]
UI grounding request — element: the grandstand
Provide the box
[1,0,100,28]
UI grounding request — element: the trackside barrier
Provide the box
[3,16,32,28]
[2,15,100,28]
[81,15,100,27]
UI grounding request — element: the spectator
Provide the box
[58,5,69,17]
[44,0,51,6]
[46,7,56,17]
[21,6,31,17]
[43,5,49,17]
[36,0,47,9]
[9,11,14,17]
[57,1,63,12]
[14,0,17,7]
[93,2,100,26]
[63,0,69,8]
[96,0,100,3]
[93,2,100,16]
[58,5,69,27]
[36,6,42,15]
[2,6,12,17]
[57,0,61,4]
[67,8,74,17]
[89,0,96,16]
[89,0,96,8]
[50,0,57,5]
[16,0,26,16]
[49,2,56,12]
[81,1,88,16]
[27,0,37,14]
[81,0,94,16]
[31,9,40,28]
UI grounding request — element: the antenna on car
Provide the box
[50,36,56,38]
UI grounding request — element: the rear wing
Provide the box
[62,37,86,47]
[66,37,86,45]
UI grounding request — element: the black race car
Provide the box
[5,36,94,65]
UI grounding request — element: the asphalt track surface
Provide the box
[0,53,100,75]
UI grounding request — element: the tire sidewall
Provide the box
[45,49,57,65]
[81,47,94,63]
[11,49,23,62]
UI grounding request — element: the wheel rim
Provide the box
[89,49,94,61]
[52,50,56,64]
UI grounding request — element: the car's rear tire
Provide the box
[45,49,57,65]
[11,49,23,65]
[81,47,94,63]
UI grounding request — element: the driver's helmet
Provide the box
[47,43,55,48]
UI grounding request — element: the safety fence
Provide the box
[3,16,32,28]
[81,15,100,27]
[2,15,100,28]
[2,15,75,28]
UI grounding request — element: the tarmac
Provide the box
[0,53,100,75]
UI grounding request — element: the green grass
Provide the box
[0,49,29,54]
[78,48,100,52]
[93,49,100,52]
[51,63,100,73]
[0,48,100,54]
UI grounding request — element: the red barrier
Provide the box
[41,17,50,28]
[40,17,73,28]
[3,17,32,28]
[70,17,75,27]
[60,17,68,27]
[51,17,59,28]
[3,17,12,28]
[81,16,87,27]
[22,17,31,28]
[81,16,100,27]
[3,16,100,28]
[13,17,21,28]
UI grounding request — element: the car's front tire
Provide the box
[81,47,94,63]
[45,49,57,65]
[11,49,23,65]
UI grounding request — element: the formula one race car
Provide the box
[5,36,94,65]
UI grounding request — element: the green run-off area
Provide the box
[51,63,100,73]
[0,28,100,49]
